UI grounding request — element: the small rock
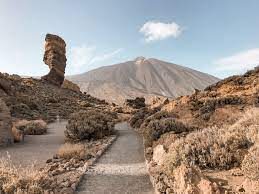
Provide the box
[60,187,74,194]
[71,183,76,191]
[238,187,245,192]
[46,159,52,163]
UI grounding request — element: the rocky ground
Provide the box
[129,66,259,193]
[0,73,114,123]
[77,122,154,194]
[44,135,117,193]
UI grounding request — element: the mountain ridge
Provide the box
[68,57,220,104]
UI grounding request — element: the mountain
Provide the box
[68,57,219,104]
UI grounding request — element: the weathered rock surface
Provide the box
[152,144,166,166]
[0,98,14,146]
[62,79,80,92]
[41,34,67,86]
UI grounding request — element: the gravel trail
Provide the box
[77,122,154,194]
[0,121,67,168]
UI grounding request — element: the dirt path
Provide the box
[0,121,67,168]
[77,122,154,194]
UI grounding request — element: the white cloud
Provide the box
[68,45,123,74]
[140,21,182,42]
[214,48,259,73]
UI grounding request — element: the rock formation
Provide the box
[0,98,14,146]
[61,79,81,93]
[41,34,67,86]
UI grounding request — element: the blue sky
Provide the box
[0,0,259,78]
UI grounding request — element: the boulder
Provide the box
[171,164,220,194]
[153,144,166,166]
[62,79,80,93]
[0,98,14,146]
[41,34,67,86]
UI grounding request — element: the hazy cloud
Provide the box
[140,21,182,42]
[214,48,259,73]
[70,45,96,68]
[69,45,123,74]
[90,48,123,64]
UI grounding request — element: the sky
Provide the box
[0,0,259,78]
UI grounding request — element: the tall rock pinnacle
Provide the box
[41,34,67,86]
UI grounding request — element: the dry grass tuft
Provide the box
[57,143,86,159]
[0,153,52,193]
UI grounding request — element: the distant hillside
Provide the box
[68,57,219,104]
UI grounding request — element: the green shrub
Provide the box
[65,110,115,141]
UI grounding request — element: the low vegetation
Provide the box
[65,110,115,142]
[14,120,47,135]
[0,154,52,194]
[57,143,86,159]
[139,110,171,132]
[129,107,159,129]
[163,108,259,174]
[143,117,194,147]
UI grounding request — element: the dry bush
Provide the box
[230,108,259,143]
[129,107,159,129]
[241,144,259,180]
[15,120,47,135]
[11,126,24,143]
[125,97,146,109]
[139,111,170,133]
[163,108,259,173]
[57,143,86,159]
[143,118,193,148]
[164,127,250,172]
[0,154,52,193]
[65,110,115,141]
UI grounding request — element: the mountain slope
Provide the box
[69,57,219,104]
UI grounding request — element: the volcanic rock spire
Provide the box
[41,34,67,86]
